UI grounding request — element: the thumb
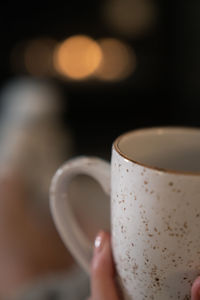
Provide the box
[191,276,200,300]
[90,231,120,300]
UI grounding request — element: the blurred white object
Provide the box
[0,77,73,213]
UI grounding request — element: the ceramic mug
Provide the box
[50,127,200,300]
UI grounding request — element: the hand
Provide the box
[192,277,200,300]
[89,231,120,300]
[89,231,200,300]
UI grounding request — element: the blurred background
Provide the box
[0,1,200,298]
[1,0,199,159]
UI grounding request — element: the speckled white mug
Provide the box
[50,127,200,300]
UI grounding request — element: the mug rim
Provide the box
[113,126,200,176]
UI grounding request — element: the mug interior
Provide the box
[115,127,200,173]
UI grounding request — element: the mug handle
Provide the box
[50,156,111,273]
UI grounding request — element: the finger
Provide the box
[191,276,200,300]
[90,231,119,300]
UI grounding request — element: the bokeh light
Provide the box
[24,38,57,77]
[94,38,137,81]
[10,38,57,77]
[54,35,103,80]
[103,0,157,37]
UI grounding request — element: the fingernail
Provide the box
[94,231,105,253]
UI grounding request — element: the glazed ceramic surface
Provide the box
[111,148,200,299]
[50,127,200,300]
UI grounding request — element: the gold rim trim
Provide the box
[113,126,200,176]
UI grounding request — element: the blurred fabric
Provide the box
[11,267,89,300]
[0,77,89,299]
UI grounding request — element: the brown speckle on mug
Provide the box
[169,233,175,237]
[132,263,138,275]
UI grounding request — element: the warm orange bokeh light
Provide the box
[95,38,136,81]
[24,38,57,77]
[103,0,157,37]
[54,35,103,80]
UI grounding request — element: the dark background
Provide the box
[0,0,200,158]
